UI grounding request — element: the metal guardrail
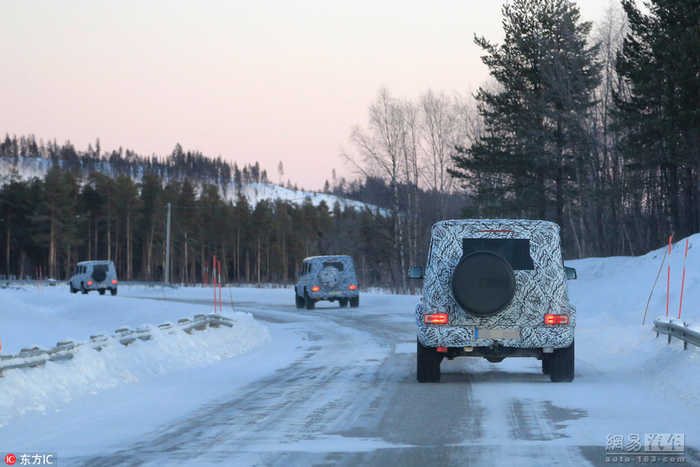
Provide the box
[654,318,700,350]
[0,313,233,377]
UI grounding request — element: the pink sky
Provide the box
[1,0,613,190]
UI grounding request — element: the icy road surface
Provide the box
[69,289,699,467]
[1,236,699,466]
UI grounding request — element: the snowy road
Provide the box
[70,292,699,467]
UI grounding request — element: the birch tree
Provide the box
[346,88,407,291]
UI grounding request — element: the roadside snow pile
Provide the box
[568,233,699,325]
[566,233,699,407]
[0,286,269,428]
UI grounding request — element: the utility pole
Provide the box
[165,202,171,284]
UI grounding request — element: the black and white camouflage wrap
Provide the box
[416,219,575,349]
[296,255,359,300]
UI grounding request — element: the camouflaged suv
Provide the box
[69,260,118,295]
[295,255,359,309]
[410,219,577,383]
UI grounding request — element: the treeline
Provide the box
[0,167,410,286]
[449,0,698,257]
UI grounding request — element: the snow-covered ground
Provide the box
[0,287,279,442]
[0,234,698,465]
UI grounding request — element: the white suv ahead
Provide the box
[70,260,118,295]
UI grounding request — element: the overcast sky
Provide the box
[2,0,614,190]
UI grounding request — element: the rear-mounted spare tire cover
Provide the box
[92,265,107,283]
[318,266,339,287]
[451,251,515,316]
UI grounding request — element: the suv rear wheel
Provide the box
[304,291,315,310]
[339,298,348,308]
[417,341,442,383]
[110,288,118,296]
[81,284,88,295]
[541,355,551,375]
[549,341,574,382]
[295,291,304,308]
[349,296,359,308]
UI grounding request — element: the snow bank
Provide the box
[0,286,270,428]
[568,233,699,325]
[565,233,700,408]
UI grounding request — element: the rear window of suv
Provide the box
[462,238,534,270]
[93,264,109,275]
[322,261,344,271]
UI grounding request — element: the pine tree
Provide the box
[41,167,79,277]
[451,0,601,227]
[113,176,140,279]
[139,174,163,280]
[616,0,700,239]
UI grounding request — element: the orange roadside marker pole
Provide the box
[218,260,223,313]
[678,238,689,319]
[666,235,672,317]
[213,255,218,313]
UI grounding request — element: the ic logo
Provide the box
[4,454,16,465]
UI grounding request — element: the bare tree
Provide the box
[420,90,478,217]
[345,88,407,291]
[399,99,421,272]
[588,2,629,255]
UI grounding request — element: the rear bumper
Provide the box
[85,282,117,290]
[417,324,574,349]
[308,290,358,300]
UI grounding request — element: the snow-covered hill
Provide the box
[0,155,53,181]
[0,156,385,214]
[238,182,386,213]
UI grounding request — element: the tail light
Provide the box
[544,314,569,325]
[112,279,118,285]
[87,281,93,286]
[311,286,320,292]
[436,346,448,353]
[348,284,357,291]
[424,313,449,324]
